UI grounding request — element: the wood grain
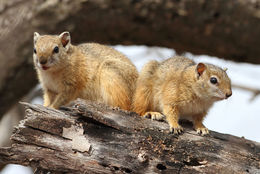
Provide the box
[0,99,259,173]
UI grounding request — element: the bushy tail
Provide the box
[132,60,160,116]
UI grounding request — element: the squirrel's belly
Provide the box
[178,100,211,116]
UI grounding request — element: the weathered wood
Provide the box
[0,99,259,174]
[2,0,260,119]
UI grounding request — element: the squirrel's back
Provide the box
[78,43,134,65]
[132,56,195,114]
[79,43,138,110]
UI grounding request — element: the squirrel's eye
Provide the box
[33,48,37,54]
[53,46,59,53]
[210,77,218,84]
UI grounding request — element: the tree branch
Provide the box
[0,99,259,173]
[2,0,260,119]
[233,84,260,101]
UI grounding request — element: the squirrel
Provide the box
[33,31,138,110]
[132,56,232,135]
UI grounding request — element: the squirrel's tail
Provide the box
[132,60,160,116]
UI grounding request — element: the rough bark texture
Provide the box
[1,0,260,118]
[0,99,259,174]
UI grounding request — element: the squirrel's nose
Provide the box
[226,91,232,99]
[39,59,47,65]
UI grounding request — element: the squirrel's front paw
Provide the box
[169,125,183,135]
[196,127,209,136]
[144,112,164,121]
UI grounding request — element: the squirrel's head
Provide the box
[194,63,232,101]
[33,31,71,71]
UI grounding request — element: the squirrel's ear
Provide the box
[34,32,40,44]
[196,63,206,76]
[59,31,71,50]
[223,68,228,72]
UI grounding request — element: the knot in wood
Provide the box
[138,151,148,163]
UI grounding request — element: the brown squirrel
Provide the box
[33,31,138,110]
[132,56,232,135]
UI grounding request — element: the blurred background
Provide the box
[0,0,260,173]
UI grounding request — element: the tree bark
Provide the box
[1,0,260,117]
[0,99,259,174]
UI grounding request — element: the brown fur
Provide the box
[132,56,232,135]
[33,32,138,110]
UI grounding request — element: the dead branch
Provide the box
[0,99,259,174]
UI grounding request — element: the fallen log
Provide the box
[0,99,259,173]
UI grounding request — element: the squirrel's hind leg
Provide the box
[100,72,132,111]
